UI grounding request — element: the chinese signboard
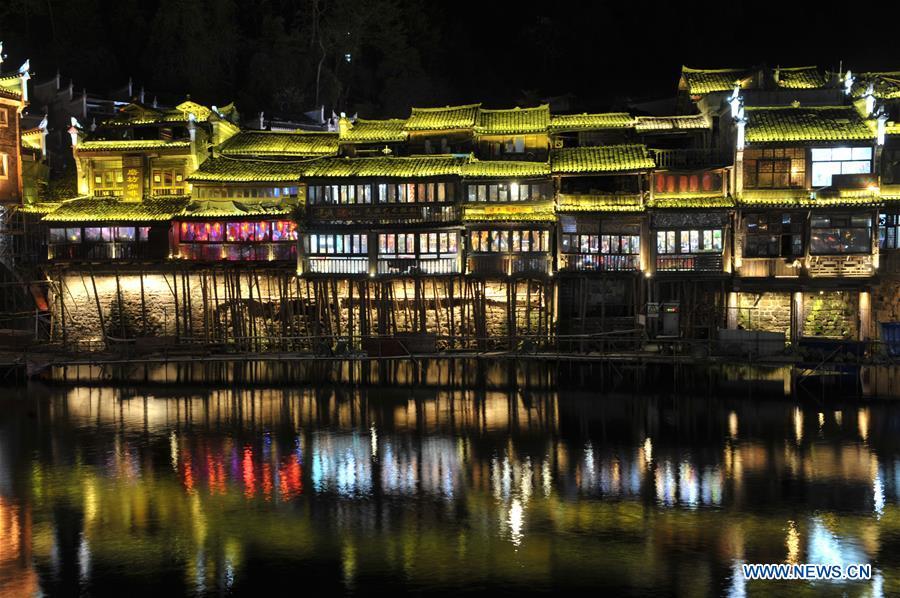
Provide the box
[123,156,143,202]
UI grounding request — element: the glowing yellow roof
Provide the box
[744,106,875,143]
[475,105,550,135]
[681,66,753,95]
[188,158,306,183]
[303,155,468,178]
[77,140,193,152]
[551,145,655,174]
[219,131,339,157]
[549,113,636,132]
[340,119,408,143]
[406,104,480,131]
[461,160,550,178]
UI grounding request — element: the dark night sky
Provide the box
[1,0,897,117]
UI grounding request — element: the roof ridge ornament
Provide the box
[18,59,30,102]
[728,83,742,117]
[843,70,854,95]
[876,107,888,145]
[864,82,876,116]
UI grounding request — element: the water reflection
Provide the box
[1,383,899,595]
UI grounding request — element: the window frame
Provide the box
[468,229,550,253]
[743,148,806,189]
[808,213,873,255]
[655,228,723,254]
[742,212,805,258]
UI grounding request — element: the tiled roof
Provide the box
[181,200,295,218]
[219,131,339,157]
[549,113,635,132]
[340,118,407,143]
[550,145,655,174]
[21,128,44,150]
[556,193,643,213]
[103,101,215,126]
[302,155,468,178]
[187,158,306,183]
[738,189,812,207]
[463,201,555,222]
[635,114,711,132]
[405,104,480,131]
[744,106,875,143]
[77,139,192,152]
[43,196,189,222]
[681,66,752,95]
[853,72,900,100]
[813,189,880,206]
[18,202,60,215]
[461,160,550,178]
[648,195,735,209]
[0,73,22,100]
[738,188,880,208]
[775,66,828,89]
[474,105,550,135]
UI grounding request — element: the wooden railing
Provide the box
[305,256,369,275]
[656,253,724,272]
[376,257,460,275]
[177,243,297,261]
[737,258,801,278]
[807,254,875,278]
[650,148,731,169]
[467,253,552,276]
[559,253,640,272]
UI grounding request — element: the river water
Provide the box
[1,362,899,596]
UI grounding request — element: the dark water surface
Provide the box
[2,362,900,596]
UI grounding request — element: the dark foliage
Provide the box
[1,0,898,117]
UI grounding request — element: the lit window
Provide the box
[810,213,872,254]
[811,147,872,187]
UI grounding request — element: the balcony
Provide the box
[308,203,460,225]
[467,253,552,277]
[737,258,801,278]
[177,243,297,262]
[807,254,875,278]
[559,253,640,272]
[49,241,164,261]
[656,253,724,272]
[650,148,731,170]
[376,257,460,276]
[305,256,369,275]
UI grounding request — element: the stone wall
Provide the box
[53,273,188,344]
[736,292,791,334]
[50,270,553,349]
[873,280,900,336]
[802,291,858,339]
